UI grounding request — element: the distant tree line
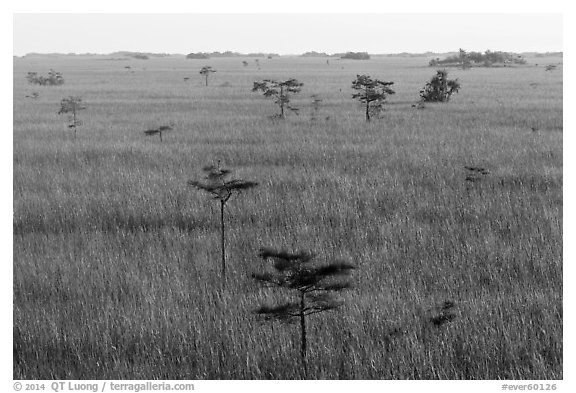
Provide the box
[533,52,563,58]
[187,51,280,59]
[429,49,527,67]
[110,51,169,59]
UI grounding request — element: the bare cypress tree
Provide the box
[199,66,216,86]
[252,78,303,118]
[188,163,258,285]
[252,248,355,373]
[351,75,395,121]
[57,96,86,138]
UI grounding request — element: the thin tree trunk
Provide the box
[280,85,284,117]
[159,132,162,142]
[365,86,370,121]
[220,200,226,285]
[73,110,77,138]
[205,75,209,86]
[299,292,307,376]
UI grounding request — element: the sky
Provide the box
[13,13,563,56]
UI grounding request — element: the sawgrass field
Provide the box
[13,54,562,379]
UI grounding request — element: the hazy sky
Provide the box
[13,14,562,56]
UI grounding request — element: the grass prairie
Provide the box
[13,55,562,379]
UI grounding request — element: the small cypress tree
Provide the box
[188,163,258,285]
[419,70,461,102]
[143,125,173,142]
[199,66,216,86]
[310,94,323,121]
[252,78,303,118]
[57,96,86,138]
[252,248,355,373]
[351,75,395,121]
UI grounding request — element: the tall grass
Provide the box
[13,56,562,379]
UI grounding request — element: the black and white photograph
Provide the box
[6,1,570,390]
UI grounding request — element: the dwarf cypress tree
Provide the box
[143,125,173,142]
[252,248,355,373]
[188,164,258,285]
[351,75,395,121]
[252,78,303,118]
[57,96,86,138]
[199,66,216,86]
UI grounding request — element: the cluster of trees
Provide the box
[252,70,459,121]
[26,69,64,86]
[340,52,370,60]
[301,51,330,57]
[186,52,210,59]
[429,49,527,68]
[31,64,461,140]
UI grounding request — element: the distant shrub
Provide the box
[301,51,329,57]
[419,70,460,102]
[341,52,370,60]
[186,52,210,59]
[131,54,149,60]
[26,69,64,86]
